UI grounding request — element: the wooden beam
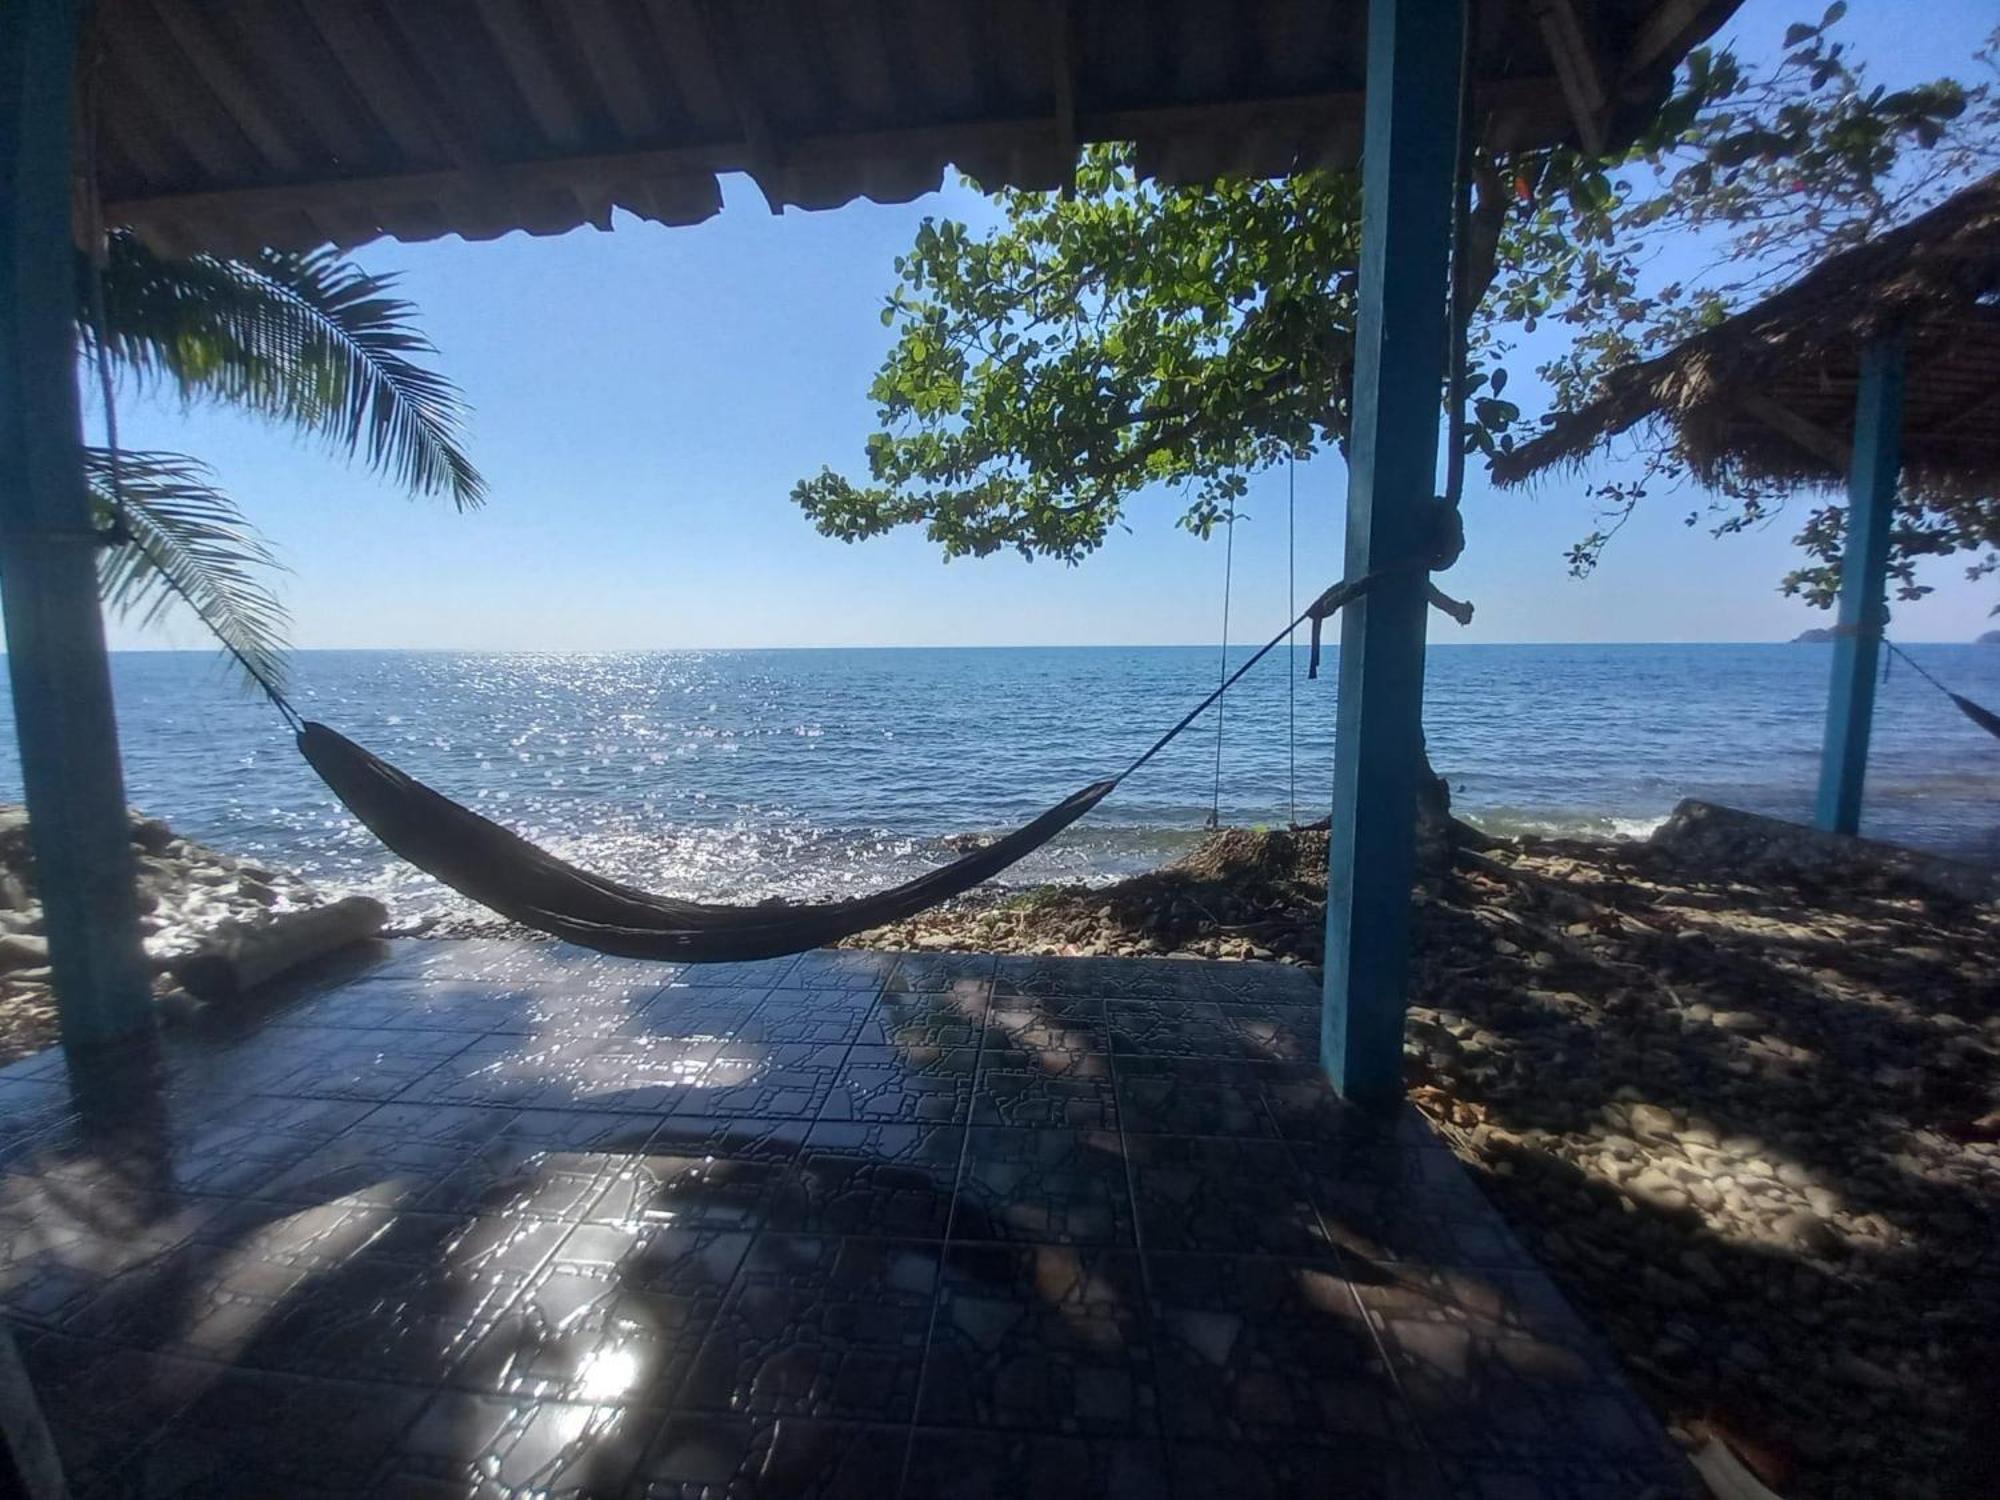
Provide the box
[1624,0,1715,79]
[1918,376,2000,438]
[1742,389,1849,470]
[1530,0,1608,156]
[0,0,155,1056]
[1815,336,1904,837]
[1322,0,1462,1107]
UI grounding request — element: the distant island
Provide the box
[1980,629,2000,645]
[1792,627,1839,643]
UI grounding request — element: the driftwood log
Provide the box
[171,896,388,1003]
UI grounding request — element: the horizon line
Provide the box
[79,639,1991,655]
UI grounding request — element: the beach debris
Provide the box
[0,805,346,1057]
[172,895,389,1003]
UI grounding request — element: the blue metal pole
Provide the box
[1814,335,1905,837]
[1322,0,1461,1105]
[0,0,155,1054]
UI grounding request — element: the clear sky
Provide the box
[102,0,1998,654]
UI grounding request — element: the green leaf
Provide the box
[89,448,290,693]
[86,232,485,509]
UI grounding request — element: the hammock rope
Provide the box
[1207,504,1236,829]
[1884,640,2000,742]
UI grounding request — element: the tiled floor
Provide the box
[0,943,1692,1498]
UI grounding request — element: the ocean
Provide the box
[2,644,1995,924]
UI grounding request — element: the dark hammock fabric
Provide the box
[1950,691,2000,742]
[299,722,1117,963]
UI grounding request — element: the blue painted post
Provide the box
[1322,0,1462,1105]
[0,0,155,1054]
[1814,336,1905,836]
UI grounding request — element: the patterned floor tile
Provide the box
[294,978,528,1034]
[859,988,990,1049]
[919,1243,1156,1436]
[16,1335,211,1491]
[256,1103,521,1210]
[1113,1056,1275,1137]
[680,1233,941,1422]
[206,1216,551,1383]
[459,1223,750,1404]
[0,1181,218,1331]
[619,985,767,1043]
[1253,1065,1431,1147]
[1105,1000,1240,1058]
[469,978,676,1039]
[731,991,876,1048]
[771,1121,965,1238]
[903,1428,1170,1499]
[678,957,803,989]
[111,1368,428,1498]
[367,1389,649,1498]
[984,995,1109,1053]
[1297,1144,1532,1271]
[676,1043,851,1120]
[972,1047,1119,1130]
[1147,1253,1401,1446]
[412,1107,651,1221]
[631,1414,910,1499]
[1227,1004,1322,1063]
[885,951,997,993]
[778,951,898,990]
[591,1117,809,1231]
[823,1045,979,1125]
[1125,1135,1329,1255]
[1357,1265,1664,1469]
[953,1126,1134,1246]
[1433,1455,1701,1499]
[1164,1441,1447,1500]
[2,948,1683,1499]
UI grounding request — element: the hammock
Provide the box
[286,571,1450,963]
[301,722,1116,963]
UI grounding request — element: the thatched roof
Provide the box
[88,0,1739,258]
[1492,172,2000,499]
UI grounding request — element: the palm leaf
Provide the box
[89,448,291,695]
[84,231,485,509]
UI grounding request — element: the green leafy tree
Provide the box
[79,231,483,687]
[795,9,1997,605]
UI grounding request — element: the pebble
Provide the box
[1776,1211,1844,1257]
[1628,1102,1678,1140]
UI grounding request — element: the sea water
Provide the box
[1,643,1994,923]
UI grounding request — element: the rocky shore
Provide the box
[845,813,2000,1500]
[0,807,331,1063]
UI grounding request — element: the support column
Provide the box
[1814,336,1905,837]
[1322,0,1461,1105]
[0,0,154,1054]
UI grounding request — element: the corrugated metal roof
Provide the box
[87,0,1741,256]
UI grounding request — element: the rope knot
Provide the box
[1426,496,1464,573]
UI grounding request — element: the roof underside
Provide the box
[1494,172,2000,500]
[88,0,1739,257]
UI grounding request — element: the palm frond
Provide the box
[89,448,292,695]
[84,231,486,509]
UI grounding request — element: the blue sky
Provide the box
[103,0,1998,653]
